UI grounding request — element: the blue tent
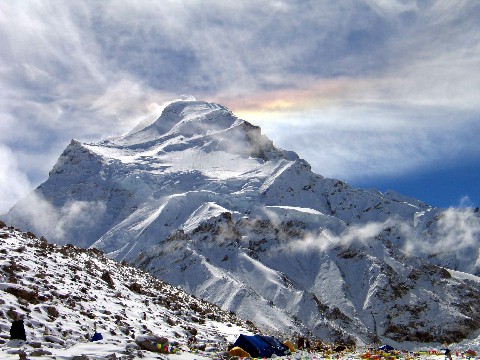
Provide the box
[233,334,281,358]
[233,335,272,358]
[258,335,289,356]
[91,332,103,342]
[379,344,394,352]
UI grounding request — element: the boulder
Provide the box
[135,335,169,353]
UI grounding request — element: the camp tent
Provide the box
[91,332,103,342]
[233,334,288,358]
[258,335,289,356]
[379,344,395,352]
[229,346,251,357]
[233,335,273,358]
[284,340,295,352]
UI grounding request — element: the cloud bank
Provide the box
[1,1,479,212]
[287,208,480,274]
[8,192,106,247]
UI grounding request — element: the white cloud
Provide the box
[435,208,480,251]
[0,0,479,210]
[401,207,480,273]
[286,209,480,273]
[249,103,480,183]
[9,192,106,246]
[288,221,389,254]
[459,196,475,209]
[0,145,32,214]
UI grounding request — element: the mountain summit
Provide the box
[106,100,293,161]
[3,100,480,345]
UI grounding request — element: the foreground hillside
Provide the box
[3,100,480,344]
[1,222,480,359]
[0,222,256,359]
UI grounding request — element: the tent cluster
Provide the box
[228,334,360,358]
[359,345,478,360]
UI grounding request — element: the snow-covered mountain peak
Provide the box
[105,100,243,149]
[3,99,480,346]
[94,99,295,169]
[150,100,237,137]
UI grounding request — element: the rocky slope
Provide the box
[3,100,480,345]
[0,221,256,358]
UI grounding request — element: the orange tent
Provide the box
[284,340,295,352]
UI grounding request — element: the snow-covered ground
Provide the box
[0,223,254,358]
[1,223,480,359]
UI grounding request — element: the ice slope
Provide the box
[3,100,480,345]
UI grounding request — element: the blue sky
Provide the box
[1,0,479,212]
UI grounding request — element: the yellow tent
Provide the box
[229,346,251,358]
[284,340,295,353]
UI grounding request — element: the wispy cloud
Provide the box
[244,102,480,182]
[287,220,390,254]
[286,208,480,274]
[0,0,479,212]
[9,192,106,247]
[0,145,32,214]
[402,207,480,273]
